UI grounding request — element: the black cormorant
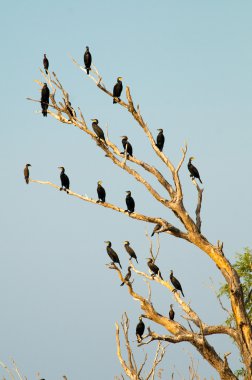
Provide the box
[136,316,145,343]
[105,241,122,269]
[170,270,184,297]
[124,241,138,263]
[169,304,175,320]
[156,129,165,151]
[97,180,106,202]
[125,191,135,213]
[24,164,31,184]
[121,136,133,156]
[84,46,92,75]
[41,83,50,117]
[43,54,49,74]
[58,166,70,192]
[66,101,76,118]
[91,119,105,141]
[146,258,163,280]
[188,157,202,184]
[113,77,123,104]
[120,266,132,286]
[151,223,162,237]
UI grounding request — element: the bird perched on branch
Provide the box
[123,241,138,263]
[120,266,132,286]
[136,316,145,343]
[170,270,184,297]
[105,241,122,269]
[125,191,135,213]
[43,54,49,74]
[151,223,162,237]
[113,77,123,104]
[169,304,175,320]
[58,166,70,192]
[41,83,50,117]
[156,129,165,152]
[97,180,106,203]
[121,136,133,157]
[91,119,106,142]
[24,164,31,184]
[188,157,202,184]
[84,46,92,75]
[146,258,163,280]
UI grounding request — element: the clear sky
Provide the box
[1,0,252,378]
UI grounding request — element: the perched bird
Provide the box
[58,166,70,192]
[136,316,145,343]
[188,157,202,184]
[113,77,123,104]
[24,164,31,184]
[121,136,133,157]
[41,83,50,117]
[105,241,122,269]
[43,54,49,74]
[146,258,163,280]
[84,46,92,75]
[124,241,138,263]
[66,101,76,118]
[120,266,132,286]
[125,191,135,213]
[169,304,175,320]
[91,119,106,141]
[151,223,162,237]
[156,129,165,152]
[97,180,106,203]
[170,270,184,297]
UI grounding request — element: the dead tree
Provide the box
[27,57,252,380]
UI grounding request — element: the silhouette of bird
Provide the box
[170,270,184,296]
[91,119,105,141]
[84,46,92,75]
[169,304,175,320]
[146,258,163,280]
[156,129,165,151]
[43,54,49,74]
[105,241,122,269]
[151,224,162,237]
[97,180,106,202]
[113,77,123,104]
[58,166,70,192]
[121,136,133,156]
[124,241,138,263]
[188,157,202,184]
[125,191,135,213]
[120,266,132,286]
[24,164,31,184]
[136,316,145,342]
[41,83,50,117]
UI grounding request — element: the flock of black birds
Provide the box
[26,46,203,344]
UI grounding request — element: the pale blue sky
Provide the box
[1,1,252,378]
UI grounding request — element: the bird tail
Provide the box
[42,109,47,117]
[159,271,163,280]
[151,232,154,237]
[45,69,48,75]
[199,177,203,184]
[136,258,138,264]
[113,98,116,104]
[86,68,89,75]
[119,262,122,269]
[120,282,125,287]
[181,289,185,297]
[25,177,29,184]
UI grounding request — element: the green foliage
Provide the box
[218,247,252,327]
